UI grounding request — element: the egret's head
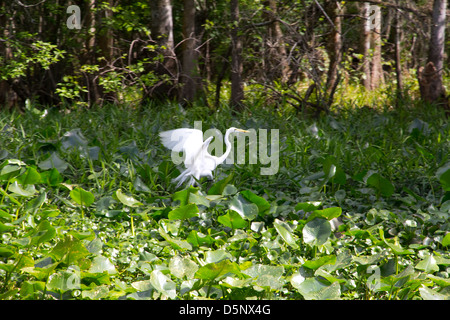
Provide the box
[229,127,249,134]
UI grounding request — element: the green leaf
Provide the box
[295,278,341,300]
[379,228,414,255]
[218,210,248,229]
[17,167,41,185]
[38,153,68,173]
[88,255,117,274]
[0,162,23,181]
[207,173,234,195]
[169,256,199,279]
[437,163,450,191]
[295,201,322,212]
[186,230,215,247]
[303,255,336,270]
[150,270,177,299]
[8,181,36,197]
[273,219,299,249]
[195,260,241,280]
[49,235,90,267]
[39,168,63,186]
[25,192,47,213]
[366,172,394,197]
[168,203,199,220]
[441,233,450,247]
[29,220,56,246]
[419,286,450,300]
[303,218,331,247]
[70,187,95,207]
[415,255,440,273]
[115,188,142,207]
[307,207,342,222]
[240,190,271,214]
[229,194,258,221]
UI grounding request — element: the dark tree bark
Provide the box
[180,0,200,105]
[361,2,372,89]
[147,0,177,101]
[230,0,244,110]
[263,0,291,84]
[370,4,383,89]
[324,0,343,100]
[394,2,403,100]
[417,0,448,109]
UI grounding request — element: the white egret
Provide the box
[159,127,249,187]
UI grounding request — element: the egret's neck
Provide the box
[216,129,233,164]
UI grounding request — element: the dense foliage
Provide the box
[0,96,449,300]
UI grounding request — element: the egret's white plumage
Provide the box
[159,127,248,187]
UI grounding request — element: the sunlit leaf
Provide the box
[273,219,299,249]
[303,218,331,247]
[70,187,95,207]
[116,188,142,207]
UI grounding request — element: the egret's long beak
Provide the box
[236,129,250,133]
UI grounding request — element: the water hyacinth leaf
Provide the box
[415,255,440,273]
[307,207,342,222]
[419,286,450,300]
[150,270,177,299]
[39,168,63,186]
[172,186,197,206]
[61,128,88,151]
[70,187,95,207]
[195,260,241,280]
[229,194,258,221]
[442,233,450,247]
[168,203,199,220]
[240,190,271,214]
[81,285,109,300]
[242,264,284,279]
[295,201,322,213]
[303,255,336,270]
[8,181,36,197]
[169,256,198,279]
[38,153,68,173]
[116,188,142,207]
[207,173,234,195]
[273,219,299,249]
[379,228,414,255]
[296,278,341,300]
[218,210,248,229]
[205,249,233,264]
[49,235,90,267]
[88,255,117,274]
[436,163,450,191]
[186,230,214,247]
[159,227,192,251]
[366,172,395,197]
[303,218,331,247]
[0,160,24,181]
[25,192,47,213]
[17,167,41,185]
[29,220,56,246]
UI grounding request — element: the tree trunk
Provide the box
[325,0,343,101]
[417,0,448,109]
[394,3,403,100]
[263,0,291,84]
[361,2,372,90]
[148,0,177,100]
[370,4,383,89]
[180,0,200,105]
[230,0,244,110]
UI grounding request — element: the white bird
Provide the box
[159,127,249,187]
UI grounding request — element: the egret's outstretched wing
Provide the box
[159,128,205,166]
